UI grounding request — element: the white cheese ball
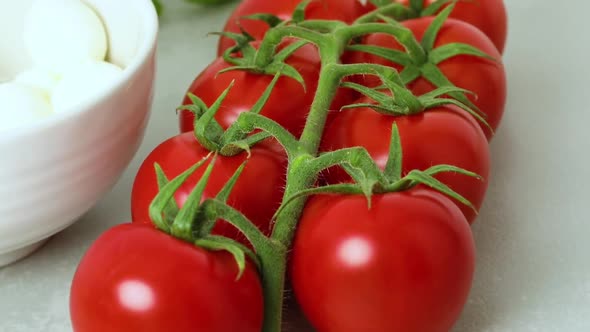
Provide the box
[52,60,123,112]
[15,68,61,95]
[24,0,108,72]
[0,83,53,131]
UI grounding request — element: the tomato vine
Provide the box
[137,2,497,331]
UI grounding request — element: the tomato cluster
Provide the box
[70,1,508,331]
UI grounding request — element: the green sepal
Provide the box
[291,0,313,24]
[421,0,457,17]
[409,0,426,13]
[355,3,412,24]
[155,164,180,225]
[423,164,483,180]
[429,42,497,64]
[273,40,309,65]
[241,13,284,28]
[213,30,257,63]
[273,184,364,221]
[263,62,305,88]
[419,62,479,111]
[340,82,391,105]
[193,81,236,151]
[171,155,218,242]
[193,160,249,238]
[419,85,475,99]
[216,161,248,203]
[239,71,282,118]
[377,71,424,113]
[217,65,259,76]
[216,63,305,88]
[148,155,212,233]
[421,2,455,52]
[346,44,413,67]
[221,71,286,147]
[339,102,391,113]
[195,235,261,280]
[177,93,208,121]
[400,167,477,212]
[220,132,271,156]
[369,0,393,7]
[420,96,492,132]
[341,163,379,207]
[399,65,422,83]
[340,78,423,115]
[383,124,403,182]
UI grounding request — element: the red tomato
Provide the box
[395,0,508,53]
[291,189,475,332]
[347,17,506,140]
[70,223,263,332]
[218,0,367,55]
[131,132,286,242]
[179,40,354,136]
[321,101,490,224]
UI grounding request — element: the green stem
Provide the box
[335,62,405,85]
[297,19,347,32]
[309,147,381,177]
[200,199,269,253]
[199,199,291,325]
[240,16,452,332]
[354,2,413,24]
[298,63,341,153]
[231,112,302,159]
[342,23,427,64]
[274,37,345,243]
[257,241,288,332]
[259,31,349,332]
[254,26,328,68]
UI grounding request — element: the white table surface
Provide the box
[1,0,589,331]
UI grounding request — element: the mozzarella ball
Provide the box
[15,68,61,95]
[51,60,123,112]
[24,0,108,72]
[0,83,53,131]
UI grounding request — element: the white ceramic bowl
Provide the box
[0,0,158,266]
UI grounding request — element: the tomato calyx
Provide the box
[275,123,480,219]
[340,69,492,130]
[148,153,267,277]
[361,0,456,22]
[178,72,292,157]
[349,2,496,110]
[216,28,309,88]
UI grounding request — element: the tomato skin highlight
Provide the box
[291,189,475,332]
[218,0,367,55]
[70,223,264,332]
[131,132,286,242]
[321,102,490,224]
[347,17,506,140]
[179,40,354,137]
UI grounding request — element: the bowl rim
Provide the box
[0,0,159,141]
